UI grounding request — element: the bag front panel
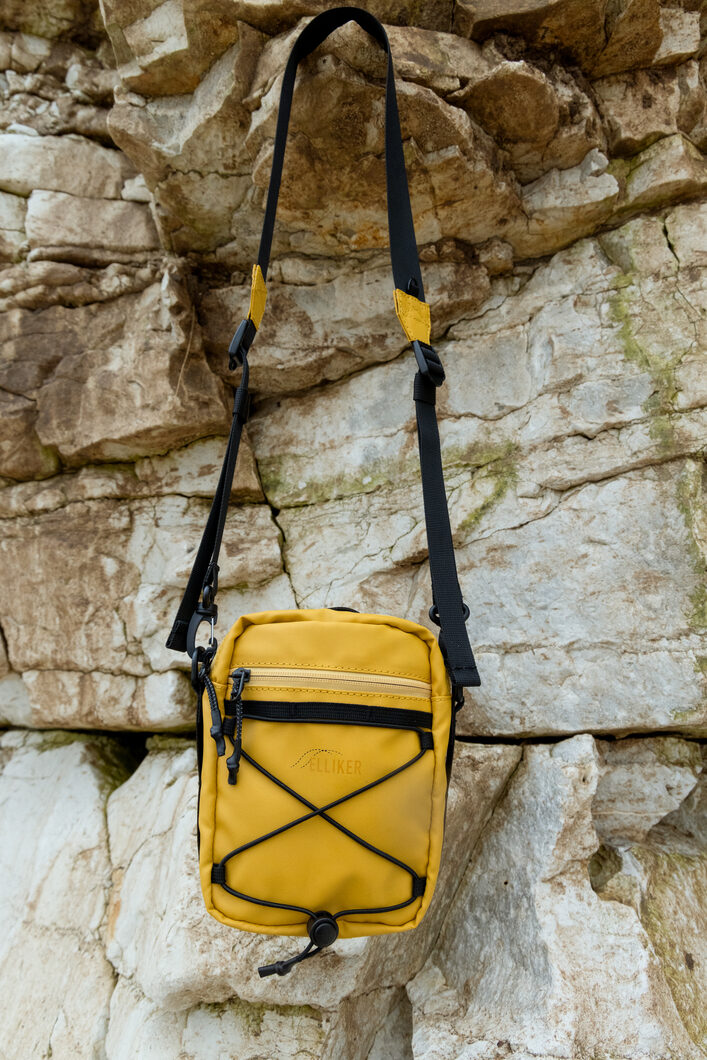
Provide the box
[198,608,452,938]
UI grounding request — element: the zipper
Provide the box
[234,665,431,699]
[216,666,432,784]
[239,701,433,730]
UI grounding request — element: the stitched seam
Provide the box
[242,686,432,700]
[230,661,430,680]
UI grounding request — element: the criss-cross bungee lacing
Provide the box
[204,671,433,976]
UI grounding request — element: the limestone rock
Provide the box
[455,0,607,71]
[104,975,328,1060]
[202,258,490,395]
[0,265,228,470]
[0,390,59,480]
[99,0,247,96]
[593,736,703,845]
[511,148,619,257]
[594,61,706,156]
[0,2,103,43]
[0,730,130,1059]
[590,750,707,1052]
[590,0,663,79]
[0,188,26,260]
[653,5,702,67]
[104,736,520,1009]
[408,735,704,1059]
[246,48,522,260]
[613,133,707,214]
[107,24,265,255]
[1,668,195,730]
[0,434,261,519]
[25,189,161,262]
[0,259,161,312]
[251,206,706,511]
[0,494,285,687]
[0,130,133,197]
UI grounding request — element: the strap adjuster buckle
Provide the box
[228,317,256,370]
[412,340,445,386]
[429,601,470,626]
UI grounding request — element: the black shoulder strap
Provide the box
[166,6,480,691]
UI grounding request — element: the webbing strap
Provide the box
[166,6,480,689]
[256,6,424,297]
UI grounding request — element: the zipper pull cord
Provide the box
[204,673,225,756]
[258,912,339,977]
[258,939,317,978]
[226,667,250,784]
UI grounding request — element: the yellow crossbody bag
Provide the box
[167,5,481,978]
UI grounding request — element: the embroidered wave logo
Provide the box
[292,748,362,775]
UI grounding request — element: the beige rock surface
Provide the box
[408,735,704,1059]
[0,2,706,1056]
[104,737,520,1010]
[0,730,130,1059]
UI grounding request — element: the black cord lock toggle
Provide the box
[412,339,445,387]
[307,912,339,948]
[228,317,256,370]
[258,912,338,977]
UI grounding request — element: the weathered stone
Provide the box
[202,257,490,395]
[107,24,265,254]
[0,266,228,467]
[455,0,607,72]
[0,188,26,260]
[463,59,559,147]
[613,133,707,214]
[408,735,704,1059]
[0,258,160,311]
[246,50,523,261]
[590,0,663,79]
[0,58,112,141]
[511,148,619,257]
[593,737,703,845]
[489,62,605,183]
[7,668,196,730]
[0,131,133,197]
[653,5,702,66]
[0,495,285,681]
[590,750,707,1051]
[0,433,261,518]
[0,730,129,1059]
[99,0,253,96]
[272,460,706,737]
[0,2,103,43]
[594,61,705,156]
[25,189,161,261]
[252,207,707,511]
[104,736,520,1008]
[104,975,328,1059]
[0,390,59,480]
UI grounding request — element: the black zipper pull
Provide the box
[204,674,225,756]
[226,667,250,784]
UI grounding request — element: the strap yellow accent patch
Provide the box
[394,288,431,344]
[248,264,267,329]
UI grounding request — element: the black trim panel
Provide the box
[241,700,433,730]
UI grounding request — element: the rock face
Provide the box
[0,2,705,1057]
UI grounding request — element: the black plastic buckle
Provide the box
[412,339,445,386]
[228,317,256,370]
[429,601,470,626]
